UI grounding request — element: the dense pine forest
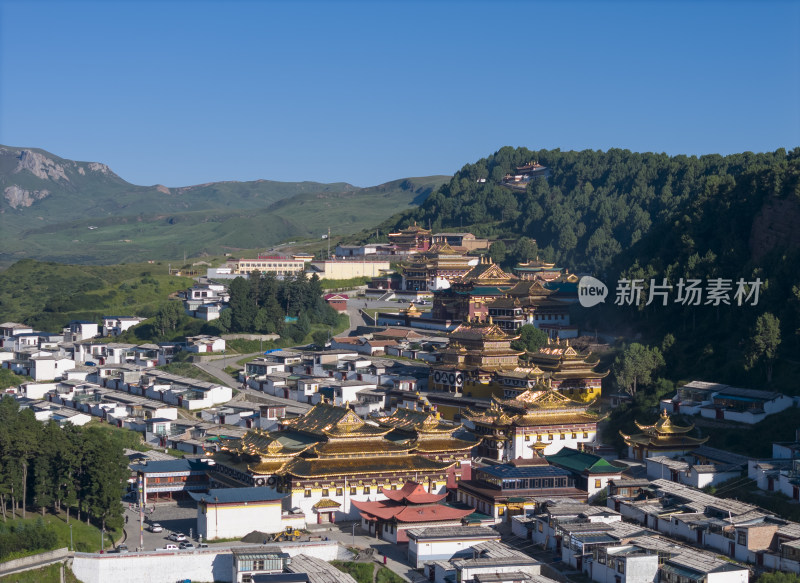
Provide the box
[0,398,129,558]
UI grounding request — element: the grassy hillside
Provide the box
[0,145,447,267]
[0,260,194,331]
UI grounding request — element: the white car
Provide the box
[168,532,187,542]
[149,523,163,533]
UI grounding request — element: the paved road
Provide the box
[307,521,424,582]
[193,353,311,414]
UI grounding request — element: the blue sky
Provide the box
[1,0,798,187]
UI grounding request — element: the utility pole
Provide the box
[327,227,331,259]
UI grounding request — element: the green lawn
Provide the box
[0,563,82,582]
[0,513,121,561]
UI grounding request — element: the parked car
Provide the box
[162,544,179,551]
[168,532,187,542]
[116,544,129,553]
[149,523,163,533]
[179,542,195,550]
[197,542,208,548]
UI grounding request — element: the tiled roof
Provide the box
[283,455,455,478]
[189,487,285,504]
[130,459,208,474]
[478,464,572,480]
[382,481,447,504]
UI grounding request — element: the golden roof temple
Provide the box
[432,256,518,322]
[399,242,478,292]
[620,410,709,460]
[463,386,602,460]
[525,339,608,402]
[210,403,463,489]
[372,407,479,459]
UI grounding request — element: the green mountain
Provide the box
[0,145,447,266]
[367,145,800,392]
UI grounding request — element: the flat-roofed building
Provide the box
[407,525,500,568]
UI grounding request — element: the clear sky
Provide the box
[1,0,798,188]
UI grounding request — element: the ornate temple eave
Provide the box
[283,455,457,479]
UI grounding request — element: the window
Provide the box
[595,479,602,489]
[538,522,543,532]
[525,435,530,442]
[571,433,577,439]
[304,489,311,498]
[498,507,505,516]
[321,488,329,496]
[350,487,357,495]
[391,484,397,490]
[617,562,625,574]
[560,433,565,440]
[548,434,554,441]
[583,432,589,438]
[363,486,370,494]
[737,532,746,545]
[377,486,383,493]
[336,488,343,496]
[537,434,543,441]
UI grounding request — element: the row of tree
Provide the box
[0,397,128,534]
[215,272,341,341]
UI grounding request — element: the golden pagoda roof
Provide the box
[450,320,520,342]
[311,438,412,457]
[374,407,457,435]
[313,498,341,509]
[282,454,455,479]
[634,409,695,435]
[411,436,478,453]
[505,280,555,298]
[219,428,311,458]
[321,408,391,438]
[461,257,517,284]
[494,387,588,410]
[283,403,363,436]
[620,430,709,449]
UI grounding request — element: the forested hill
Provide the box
[368,146,800,391]
[370,146,799,274]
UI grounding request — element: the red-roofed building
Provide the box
[323,293,349,312]
[352,480,474,543]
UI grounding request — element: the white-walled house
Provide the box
[63,320,100,342]
[185,335,226,353]
[407,526,501,568]
[661,381,795,424]
[191,488,301,540]
[29,354,75,381]
[101,316,145,337]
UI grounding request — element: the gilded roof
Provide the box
[411,437,478,453]
[450,321,520,342]
[620,432,709,448]
[282,454,455,478]
[311,439,412,457]
[494,387,592,412]
[220,429,311,458]
[282,402,351,435]
[374,408,456,435]
[505,280,555,298]
[634,410,695,435]
[461,259,517,284]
